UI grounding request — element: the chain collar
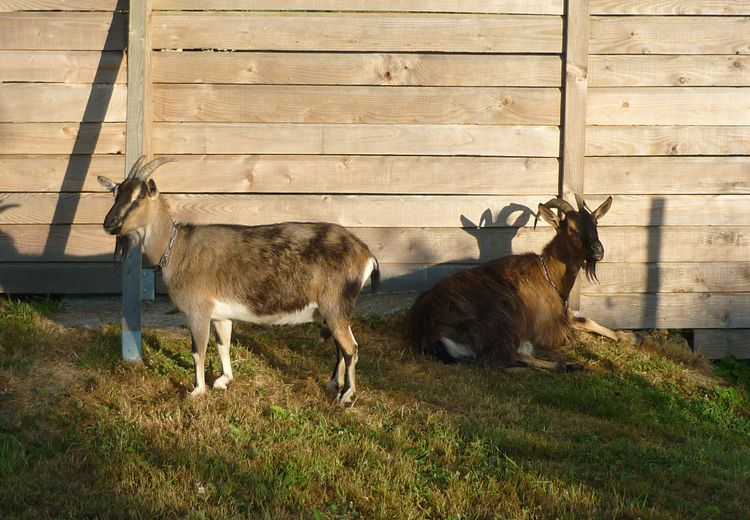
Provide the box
[155,222,180,273]
[538,254,568,308]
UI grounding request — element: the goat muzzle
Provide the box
[590,242,604,261]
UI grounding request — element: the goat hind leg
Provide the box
[211,319,234,390]
[330,321,359,405]
[325,340,346,397]
[514,353,583,372]
[188,313,211,398]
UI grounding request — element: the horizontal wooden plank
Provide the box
[589,55,750,87]
[2,193,746,227]
[0,193,551,227]
[597,227,750,263]
[580,293,750,329]
[590,16,750,55]
[581,263,750,294]
[586,126,750,156]
[153,85,561,125]
[0,263,121,294]
[151,13,563,53]
[0,123,125,154]
[585,157,750,195]
[0,154,557,194]
[590,0,750,15]
[0,50,125,83]
[694,330,750,360]
[0,155,124,192]
[149,155,560,195]
[153,123,561,156]
[587,88,750,126]
[152,0,564,14]
[0,0,120,10]
[0,225,113,262]
[0,83,126,122]
[152,52,563,87]
[1,225,746,265]
[0,12,126,50]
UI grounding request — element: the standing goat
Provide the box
[98,157,379,404]
[407,195,637,371]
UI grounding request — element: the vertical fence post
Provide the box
[560,0,590,311]
[122,0,152,361]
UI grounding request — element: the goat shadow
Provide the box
[378,202,538,293]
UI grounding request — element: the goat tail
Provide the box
[370,257,381,293]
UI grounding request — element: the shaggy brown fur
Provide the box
[407,195,629,370]
[99,158,379,404]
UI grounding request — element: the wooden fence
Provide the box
[0,0,748,357]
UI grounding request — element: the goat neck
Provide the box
[140,198,176,270]
[540,231,585,301]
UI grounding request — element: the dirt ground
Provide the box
[56,292,419,330]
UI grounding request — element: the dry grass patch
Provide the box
[1,297,749,519]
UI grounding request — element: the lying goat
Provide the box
[98,157,379,403]
[407,195,637,371]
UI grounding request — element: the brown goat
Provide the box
[407,195,637,371]
[98,157,379,404]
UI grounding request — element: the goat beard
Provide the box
[113,235,130,266]
[583,260,599,283]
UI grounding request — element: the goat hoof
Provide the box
[616,331,640,346]
[188,386,207,399]
[557,362,584,373]
[337,388,356,406]
[212,376,232,391]
[325,380,341,397]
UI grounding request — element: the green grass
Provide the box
[0,297,749,519]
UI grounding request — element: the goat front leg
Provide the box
[514,353,583,372]
[211,319,234,390]
[570,312,641,345]
[188,312,211,398]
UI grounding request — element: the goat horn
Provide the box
[574,193,587,212]
[126,155,148,180]
[136,157,177,180]
[542,197,575,214]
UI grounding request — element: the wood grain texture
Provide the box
[0,123,125,154]
[0,225,113,261]
[0,50,126,83]
[0,193,550,227]
[590,0,750,15]
[587,88,750,126]
[151,12,563,53]
[2,192,748,229]
[597,227,750,263]
[694,330,750,359]
[152,0,564,15]
[1,225,747,265]
[586,126,750,156]
[0,155,124,192]
[0,263,120,294]
[149,155,559,194]
[0,84,126,122]
[152,52,563,87]
[585,157,750,195]
[580,293,750,329]
[590,17,750,55]
[0,12,126,50]
[0,0,120,10]
[153,84,561,125]
[581,263,750,294]
[152,123,561,156]
[589,55,750,87]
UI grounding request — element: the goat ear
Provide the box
[591,196,613,222]
[536,203,560,229]
[97,176,118,192]
[145,178,159,198]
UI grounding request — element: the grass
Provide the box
[1,296,749,519]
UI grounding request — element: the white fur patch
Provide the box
[360,257,377,289]
[440,337,476,361]
[211,300,320,325]
[517,341,535,357]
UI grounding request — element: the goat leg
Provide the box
[569,312,641,345]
